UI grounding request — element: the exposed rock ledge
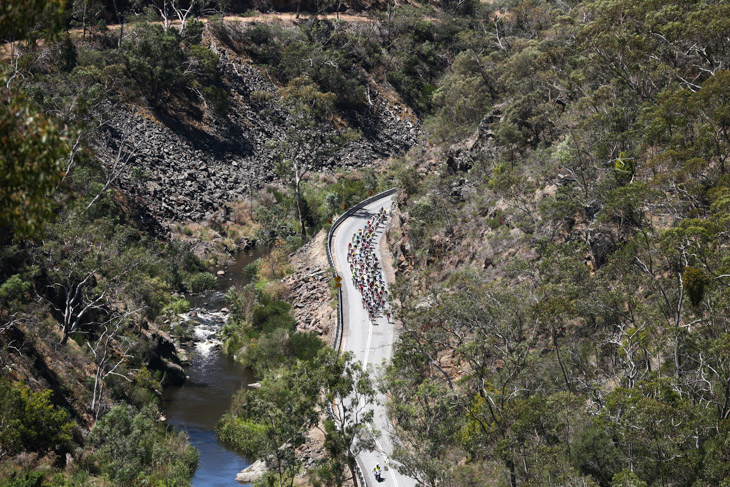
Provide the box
[236,459,267,484]
[283,229,335,339]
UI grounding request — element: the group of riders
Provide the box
[347,207,389,483]
[347,207,391,322]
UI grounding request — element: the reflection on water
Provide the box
[163,351,254,486]
[162,246,264,486]
[214,244,269,292]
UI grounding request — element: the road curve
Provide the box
[331,195,417,487]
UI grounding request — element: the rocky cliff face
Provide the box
[103,27,419,228]
[283,229,335,338]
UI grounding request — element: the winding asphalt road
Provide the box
[331,195,417,487]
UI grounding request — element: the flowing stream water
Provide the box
[162,246,267,486]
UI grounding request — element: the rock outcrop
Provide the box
[283,229,335,338]
[236,459,267,484]
[145,332,187,386]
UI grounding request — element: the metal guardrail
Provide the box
[325,187,397,487]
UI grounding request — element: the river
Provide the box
[162,246,266,486]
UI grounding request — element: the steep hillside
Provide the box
[106,19,419,225]
[384,1,730,486]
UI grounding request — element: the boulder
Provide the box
[236,459,267,484]
[146,334,186,386]
[588,230,616,271]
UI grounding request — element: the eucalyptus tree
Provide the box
[273,77,359,239]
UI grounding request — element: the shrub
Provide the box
[164,298,191,316]
[613,152,635,186]
[135,275,171,320]
[243,260,261,281]
[0,380,74,457]
[682,267,708,308]
[236,328,289,376]
[226,284,257,325]
[202,85,229,116]
[87,403,197,486]
[217,415,266,457]
[123,24,187,105]
[0,470,45,487]
[252,297,295,333]
[0,274,31,306]
[185,272,217,293]
[128,368,163,408]
[290,332,325,362]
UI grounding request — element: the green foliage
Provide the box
[572,425,621,486]
[384,12,448,114]
[700,419,730,486]
[430,50,494,141]
[219,349,375,487]
[236,328,290,375]
[133,274,171,320]
[164,297,190,316]
[87,403,197,486]
[166,241,205,291]
[231,20,369,111]
[280,76,337,122]
[682,266,708,308]
[612,470,648,487]
[289,331,325,362]
[0,88,69,238]
[0,274,31,306]
[0,379,74,458]
[181,19,204,48]
[0,470,45,487]
[127,367,163,408]
[252,293,295,333]
[185,271,217,293]
[613,152,635,186]
[0,0,67,43]
[222,278,325,377]
[216,416,267,457]
[218,362,320,486]
[124,24,187,105]
[201,85,229,116]
[5,1,730,486]
[223,284,256,357]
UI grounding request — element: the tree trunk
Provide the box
[674,332,682,378]
[82,1,88,40]
[507,457,516,487]
[348,457,359,487]
[295,178,307,239]
[118,16,124,48]
[552,325,572,393]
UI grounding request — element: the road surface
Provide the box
[332,195,417,487]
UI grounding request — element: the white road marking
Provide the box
[363,317,374,368]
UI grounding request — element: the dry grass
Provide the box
[229,200,258,227]
[258,242,293,281]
